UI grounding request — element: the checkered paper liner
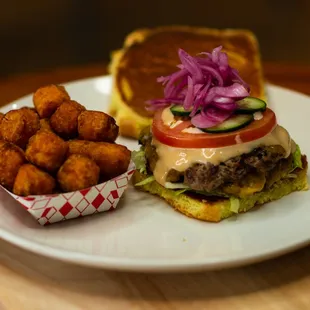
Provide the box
[1,162,135,226]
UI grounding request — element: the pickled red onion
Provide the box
[147,46,250,128]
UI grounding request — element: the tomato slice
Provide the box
[152,108,277,148]
[169,120,192,134]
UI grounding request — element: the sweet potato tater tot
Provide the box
[19,107,40,143]
[0,110,24,146]
[57,154,100,192]
[33,84,70,118]
[0,142,25,190]
[68,140,131,179]
[0,108,40,148]
[13,164,56,196]
[78,111,119,142]
[50,100,85,138]
[26,130,68,172]
[39,118,53,132]
[20,106,40,123]
[0,113,3,138]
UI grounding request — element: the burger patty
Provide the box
[184,146,288,192]
[140,129,291,193]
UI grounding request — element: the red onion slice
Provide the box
[164,68,188,98]
[191,107,233,128]
[183,76,194,110]
[178,49,204,83]
[212,101,238,111]
[147,46,251,128]
[200,65,224,86]
[211,46,223,63]
[213,83,249,98]
[190,77,212,117]
[230,68,250,91]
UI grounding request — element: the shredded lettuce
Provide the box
[229,197,240,213]
[292,144,303,170]
[135,176,155,186]
[164,182,189,189]
[287,173,297,179]
[173,188,188,196]
[131,147,147,174]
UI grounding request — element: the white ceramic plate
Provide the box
[0,75,309,273]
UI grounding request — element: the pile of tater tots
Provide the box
[0,84,131,196]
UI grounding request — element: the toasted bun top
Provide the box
[111,26,265,118]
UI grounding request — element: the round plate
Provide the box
[0,76,309,273]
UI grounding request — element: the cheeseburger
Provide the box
[132,46,308,222]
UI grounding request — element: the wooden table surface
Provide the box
[1,62,310,310]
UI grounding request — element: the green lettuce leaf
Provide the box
[131,147,147,174]
[173,188,188,196]
[229,197,240,213]
[292,144,303,170]
[135,176,155,186]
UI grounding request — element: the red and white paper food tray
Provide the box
[1,162,135,226]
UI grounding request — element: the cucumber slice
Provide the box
[201,114,254,133]
[170,105,191,117]
[236,97,266,114]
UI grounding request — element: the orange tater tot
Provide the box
[20,107,40,146]
[78,111,119,142]
[0,113,4,139]
[33,84,70,118]
[0,110,25,147]
[50,100,86,138]
[0,142,25,190]
[67,140,131,179]
[57,154,100,192]
[20,107,40,132]
[13,164,56,196]
[39,118,53,132]
[0,108,40,148]
[26,130,68,172]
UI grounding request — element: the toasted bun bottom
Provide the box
[132,158,308,222]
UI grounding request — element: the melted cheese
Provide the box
[152,125,292,187]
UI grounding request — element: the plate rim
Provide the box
[1,225,310,272]
[0,75,309,272]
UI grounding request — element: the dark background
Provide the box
[1,0,309,77]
